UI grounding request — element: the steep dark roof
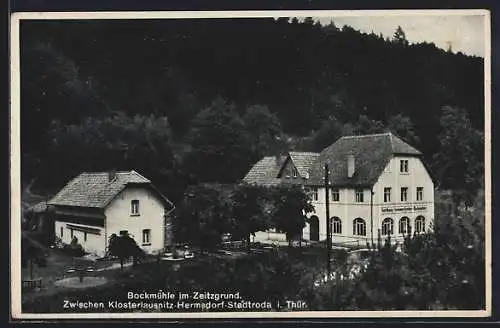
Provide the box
[388,133,422,155]
[242,156,285,186]
[307,132,422,187]
[288,152,321,178]
[48,170,171,209]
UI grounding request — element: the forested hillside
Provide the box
[19,18,484,203]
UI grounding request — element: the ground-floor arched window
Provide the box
[399,216,410,234]
[415,216,426,233]
[381,217,394,235]
[331,217,342,234]
[353,218,366,236]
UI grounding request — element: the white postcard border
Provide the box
[10,9,492,320]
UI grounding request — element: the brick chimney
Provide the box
[347,153,355,178]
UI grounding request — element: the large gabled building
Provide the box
[243,132,435,247]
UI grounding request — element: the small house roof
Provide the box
[242,156,286,186]
[288,152,321,178]
[28,201,48,213]
[48,170,172,209]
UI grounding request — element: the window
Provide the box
[311,188,319,201]
[119,230,128,236]
[142,229,151,245]
[415,216,426,233]
[353,218,366,236]
[84,232,88,242]
[331,188,340,202]
[382,218,394,235]
[131,200,140,215]
[331,217,342,234]
[400,159,409,173]
[399,217,410,234]
[400,187,408,202]
[355,189,364,203]
[292,167,298,178]
[416,187,424,201]
[70,229,74,238]
[60,227,63,238]
[384,187,391,203]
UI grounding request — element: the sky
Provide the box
[313,14,487,58]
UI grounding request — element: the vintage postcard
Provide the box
[10,9,491,320]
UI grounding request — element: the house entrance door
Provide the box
[309,216,319,241]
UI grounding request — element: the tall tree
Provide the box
[269,185,315,246]
[393,26,409,46]
[174,184,233,252]
[230,184,272,249]
[432,106,484,207]
[21,41,108,131]
[386,113,421,146]
[21,41,109,182]
[45,113,176,192]
[184,98,253,183]
[352,115,385,135]
[311,116,348,151]
[243,104,286,160]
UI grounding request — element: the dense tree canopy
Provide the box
[183,98,253,184]
[386,113,421,147]
[20,19,485,203]
[43,113,178,194]
[242,104,286,161]
[230,184,273,247]
[174,184,233,251]
[174,183,315,250]
[432,106,484,205]
[269,185,315,245]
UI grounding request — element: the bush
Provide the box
[107,233,145,268]
[305,212,485,310]
[59,236,85,257]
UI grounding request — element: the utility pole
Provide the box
[324,163,331,275]
[370,188,374,247]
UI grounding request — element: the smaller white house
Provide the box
[48,170,174,257]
